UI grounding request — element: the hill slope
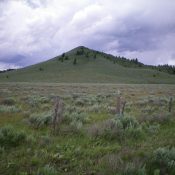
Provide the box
[0,46,175,84]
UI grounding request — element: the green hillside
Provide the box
[0,46,175,84]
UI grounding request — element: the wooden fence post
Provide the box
[116,94,121,115]
[168,97,173,112]
[53,96,64,133]
[121,101,126,116]
[116,91,126,117]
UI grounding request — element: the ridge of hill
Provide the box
[0,46,175,84]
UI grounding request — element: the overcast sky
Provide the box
[0,0,175,70]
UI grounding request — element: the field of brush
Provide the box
[0,83,175,175]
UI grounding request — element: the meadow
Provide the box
[0,83,175,175]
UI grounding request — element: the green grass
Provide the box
[0,46,175,84]
[0,83,175,174]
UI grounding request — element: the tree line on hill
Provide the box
[114,56,175,75]
[0,69,15,73]
[101,51,175,75]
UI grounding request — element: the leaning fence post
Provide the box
[168,97,173,112]
[116,90,121,115]
[53,96,58,132]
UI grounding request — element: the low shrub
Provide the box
[39,97,50,104]
[101,154,123,172]
[143,124,160,134]
[118,116,139,129]
[1,98,16,105]
[27,96,39,107]
[39,135,52,147]
[0,146,5,154]
[66,112,89,124]
[125,126,144,139]
[36,165,57,175]
[123,163,147,175]
[115,116,144,139]
[28,112,52,129]
[87,116,144,140]
[70,120,83,130]
[64,105,76,114]
[74,96,97,107]
[102,119,124,140]
[86,104,108,113]
[101,154,146,175]
[75,98,86,106]
[108,106,117,114]
[41,104,51,111]
[26,135,36,145]
[87,104,100,113]
[23,111,31,118]
[87,123,101,138]
[66,112,89,131]
[148,147,175,174]
[139,112,171,124]
[19,172,28,175]
[0,125,26,147]
[87,121,108,138]
[0,105,21,113]
[27,96,50,108]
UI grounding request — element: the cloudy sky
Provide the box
[0,0,175,70]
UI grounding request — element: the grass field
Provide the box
[0,82,175,175]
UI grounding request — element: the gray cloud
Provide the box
[0,0,175,70]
